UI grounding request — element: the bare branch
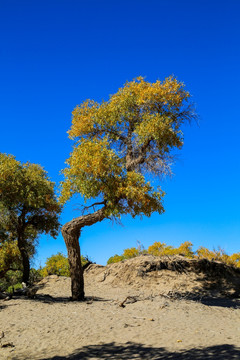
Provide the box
[82,201,107,214]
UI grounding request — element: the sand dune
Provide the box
[1,255,240,359]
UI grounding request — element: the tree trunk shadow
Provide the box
[40,343,240,360]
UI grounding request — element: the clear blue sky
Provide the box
[1,0,239,266]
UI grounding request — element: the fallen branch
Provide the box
[119,296,138,308]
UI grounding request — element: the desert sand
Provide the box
[0,255,240,360]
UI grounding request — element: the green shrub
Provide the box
[0,269,22,292]
[7,282,23,294]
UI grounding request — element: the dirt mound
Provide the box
[85,255,240,299]
[35,255,240,300]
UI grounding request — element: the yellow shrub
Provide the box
[123,247,139,259]
[106,241,240,269]
[197,246,216,260]
[148,242,168,256]
[107,254,124,264]
[40,253,90,277]
[177,241,194,258]
[229,253,240,267]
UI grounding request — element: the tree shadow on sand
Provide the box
[165,292,240,309]
[191,295,240,309]
[32,294,111,304]
[3,294,112,305]
[40,343,240,360]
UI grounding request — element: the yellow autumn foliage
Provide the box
[39,253,90,277]
[123,247,140,259]
[107,241,240,268]
[60,76,196,220]
[0,240,22,276]
[61,76,197,300]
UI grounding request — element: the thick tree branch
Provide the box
[88,128,127,144]
[62,206,107,238]
[126,139,152,171]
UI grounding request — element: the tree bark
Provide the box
[62,226,84,300]
[62,207,106,301]
[17,234,30,285]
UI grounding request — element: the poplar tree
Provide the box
[60,76,196,300]
[0,154,62,284]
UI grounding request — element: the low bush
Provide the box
[39,253,90,277]
[107,241,240,267]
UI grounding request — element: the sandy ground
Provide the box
[1,256,240,360]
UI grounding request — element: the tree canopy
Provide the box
[60,76,197,300]
[0,153,62,284]
[61,76,195,217]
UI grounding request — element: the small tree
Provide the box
[40,253,70,277]
[60,76,196,300]
[39,252,89,277]
[0,153,62,284]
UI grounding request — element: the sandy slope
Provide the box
[0,256,240,360]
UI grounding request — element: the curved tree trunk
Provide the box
[62,207,106,301]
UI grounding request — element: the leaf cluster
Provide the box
[0,240,22,277]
